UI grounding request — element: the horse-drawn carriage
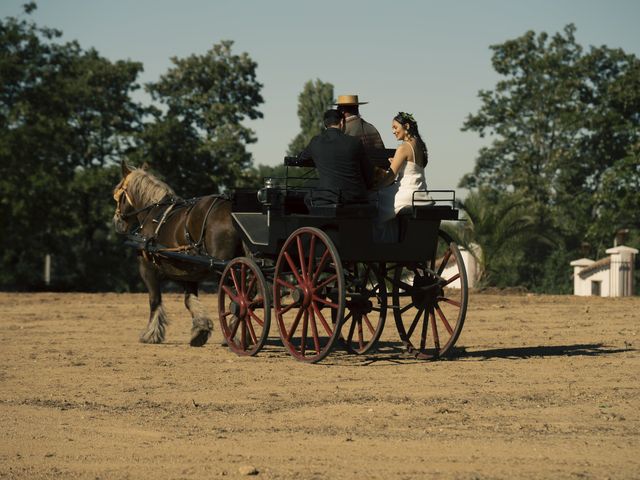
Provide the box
[114,150,468,363]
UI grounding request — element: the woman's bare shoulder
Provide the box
[395,142,411,155]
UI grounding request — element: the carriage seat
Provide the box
[397,204,459,220]
[308,202,377,218]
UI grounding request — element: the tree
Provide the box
[444,189,552,287]
[135,40,264,196]
[589,144,640,252]
[460,25,640,291]
[0,4,144,289]
[287,79,334,156]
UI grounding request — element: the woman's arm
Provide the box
[374,144,410,187]
[388,143,409,174]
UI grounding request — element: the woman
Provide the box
[374,112,430,226]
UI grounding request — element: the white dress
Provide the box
[376,142,429,223]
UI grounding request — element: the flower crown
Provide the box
[397,112,416,124]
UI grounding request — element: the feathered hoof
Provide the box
[139,329,164,344]
[190,318,213,347]
[190,328,212,347]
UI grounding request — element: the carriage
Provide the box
[215,150,469,363]
[120,149,468,363]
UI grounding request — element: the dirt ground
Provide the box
[1,291,638,479]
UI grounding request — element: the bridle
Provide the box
[113,176,156,223]
[113,174,135,218]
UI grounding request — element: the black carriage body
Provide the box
[221,150,468,363]
[231,186,458,263]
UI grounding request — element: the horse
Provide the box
[112,161,243,347]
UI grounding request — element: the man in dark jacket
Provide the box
[299,109,374,206]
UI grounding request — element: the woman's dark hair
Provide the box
[394,112,428,166]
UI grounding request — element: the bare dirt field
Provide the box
[1,291,638,479]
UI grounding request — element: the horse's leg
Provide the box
[183,282,213,347]
[138,257,168,344]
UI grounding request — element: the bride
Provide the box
[373,112,430,238]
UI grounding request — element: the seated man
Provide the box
[335,94,385,149]
[298,109,374,206]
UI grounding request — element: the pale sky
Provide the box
[2,0,639,196]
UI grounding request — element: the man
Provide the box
[335,94,385,149]
[299,109,374,206]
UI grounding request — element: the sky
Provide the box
[2,0,639,197]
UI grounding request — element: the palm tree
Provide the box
[444,189,552,286]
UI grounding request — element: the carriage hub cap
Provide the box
[411,272,441,307]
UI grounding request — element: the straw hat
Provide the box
[334,94,368,106]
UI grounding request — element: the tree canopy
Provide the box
[287,79,334,156]
[0,6,265,290]
[1,4,144,289]
[458,24,640,291]
[132,40,264,196]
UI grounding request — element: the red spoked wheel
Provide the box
[393,230,468,360]
[273,227,345,363]
[341,262,387,354]
[218,257,271,356]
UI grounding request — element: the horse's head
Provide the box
[112,161,177,234]
[112,160,137,234]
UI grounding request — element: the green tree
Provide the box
[0,4,144,289]
[460,24,640,291]
[589,144,640,253]
[445,189,551,287]
[287,79,334,156]
[135,40,264,196]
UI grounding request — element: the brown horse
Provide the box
[112,161,243,347]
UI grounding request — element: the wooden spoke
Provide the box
[300,311,308,356]
[419,309,429,351]
[314,274,338,292]
[437,248,452,276]
[363,314,375,335]
[309,309,321,354]
[438,297,461,308]
[312,301,334,336]
[240,264,246,295]
[286,308,305,342]
[407,307,425,339]
[312,295,339,309]
[430,309,440,353]
[435,304,454,335]
[312,250,331,283]
[443,273,460,287]
[307,235,316,279]
[296,235,307,279]
[276,277,296,291]
[222,285,240,304]
[229,267,241,296]
[284,252,304,285]
[248,309,265,327]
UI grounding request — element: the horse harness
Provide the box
[116,184,228,261]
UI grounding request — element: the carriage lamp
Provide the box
[257,177,282,227]
[257,178,280,206]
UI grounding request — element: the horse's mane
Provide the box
[126,168,177,206]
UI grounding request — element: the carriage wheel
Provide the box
[392,230,468,360]
[340,262,387,354]
[218,257,270,356]
[273,227,345,363]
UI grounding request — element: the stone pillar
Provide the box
[569,258,594,296]
[605,246,638,297]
